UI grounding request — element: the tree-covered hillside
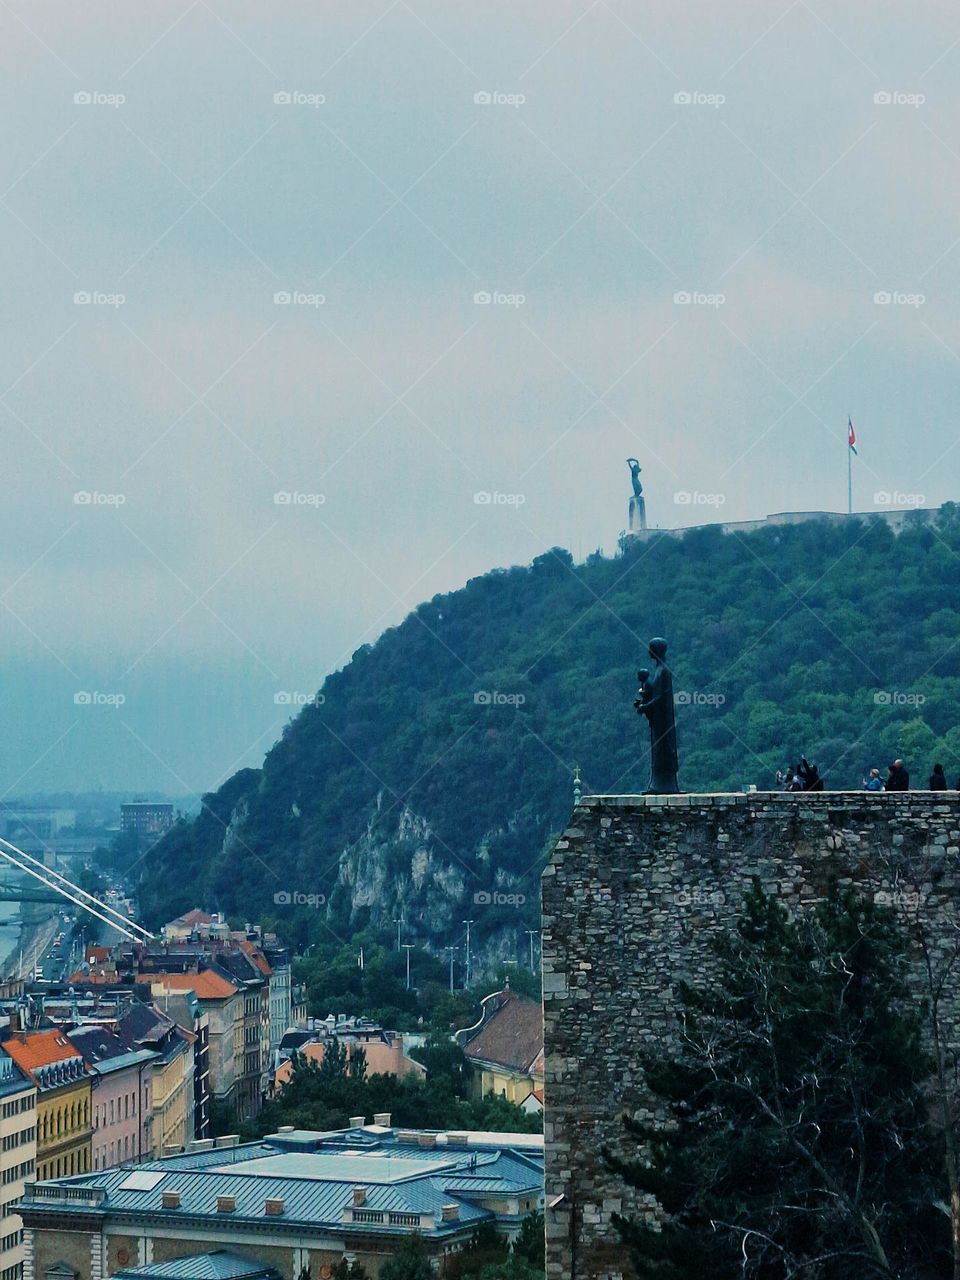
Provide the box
[139,508,960,960]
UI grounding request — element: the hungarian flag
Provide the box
[848,416,858,455]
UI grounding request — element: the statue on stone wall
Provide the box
[635,637,680,793]
[626,458,647,532]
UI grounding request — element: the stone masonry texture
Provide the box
[541,791,960,1280]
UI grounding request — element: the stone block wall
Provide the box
[541,791,960,1280]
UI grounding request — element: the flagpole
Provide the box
[848,427,852,515]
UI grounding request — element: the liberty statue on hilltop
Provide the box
[626,458,647,532]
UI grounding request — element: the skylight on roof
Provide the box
[117,1171,165,1192]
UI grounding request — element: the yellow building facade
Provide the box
[3,1032,91,1183]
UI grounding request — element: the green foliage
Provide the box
[378,1235,433,1280]
[512,1213,545,1271]
[249,1051,540,1139]
[138,510,960,952]
[330,1262,368,1280]
[608,882,949,1278]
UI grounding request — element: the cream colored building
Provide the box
[0,1051,37,1280]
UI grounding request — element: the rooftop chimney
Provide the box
[161,1191,181,1209]
[441,1204,460,1221]
[373,1112,391,1127]
[349,1115,365,1128]
[265,1198,284,1216]
[216,1196,236,1213]
[352,1186,366,1207]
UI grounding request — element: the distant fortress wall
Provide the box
[542,792,960,1280]
[623,506,942,541]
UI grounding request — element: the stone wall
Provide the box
[541,791,960,1280]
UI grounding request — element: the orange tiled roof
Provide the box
[151,970,238,999]
[174,909,217,927]
[273,1039,425,1089]
[239,939,272,977]
[69,965,117,984]
[4,1029,81,1075]
[85,945,111,964]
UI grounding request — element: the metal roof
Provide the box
[23,1129,544,1238]
[114,1252,278,1280]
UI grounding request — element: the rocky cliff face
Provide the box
[328,793,542,970]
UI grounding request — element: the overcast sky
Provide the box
[3,0,959,796]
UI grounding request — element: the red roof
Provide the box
[463,992,544,1075]
[85,945,111,964]
[4,1029,82,1076]
[171,909,217,928]
[151,970,238,999]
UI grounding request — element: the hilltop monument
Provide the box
[626,457,647,532]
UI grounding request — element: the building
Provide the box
[148,991,210,1141]
[272,1034,426,1093]
[116,1006,192,1158]
[1,1031,91,1181]
[259,943,290,1062]
[160,913,229,944]
[119,805,174,839]
[147,974,240,1125]
[68,1028,157,1172]
[214,954,267,1121]
[19,1123,544,1279]
[458,990,544,1107]
[0,1052,36,1280]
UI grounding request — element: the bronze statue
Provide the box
[626,457,643,500]
[626,459,647,532]
[635,637,679,793]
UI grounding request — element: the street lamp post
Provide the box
[525,929,539,973]
[401,943,414,990]
[444,946,456,993]
[462,920,474,989]
[393,918,402,952]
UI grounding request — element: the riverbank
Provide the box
[1,913,59,981]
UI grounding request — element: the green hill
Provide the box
[139,507,960,961]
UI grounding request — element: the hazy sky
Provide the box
[3,0,959,796]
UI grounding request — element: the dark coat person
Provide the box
[885,760,909,791]
[930,763,948,790]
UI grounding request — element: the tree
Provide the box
[330,1261,369,1279]
[608,882,949,1279]
[378,1235,434,1280]
[512,1212,544,1271]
